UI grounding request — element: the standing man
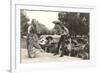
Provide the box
[54,25,69,57]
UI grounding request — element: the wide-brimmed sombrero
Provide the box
[46,36,53,40]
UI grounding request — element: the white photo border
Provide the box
[11,3,96,73]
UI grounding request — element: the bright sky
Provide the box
[25,10,59,30]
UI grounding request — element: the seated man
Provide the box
[45,36,54,53]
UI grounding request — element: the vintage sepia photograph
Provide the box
[20,9,90,63]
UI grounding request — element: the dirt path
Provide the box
[21,48,82,63]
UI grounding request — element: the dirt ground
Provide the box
[21,48,82,63]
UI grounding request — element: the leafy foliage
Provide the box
[21,10,29,37]
[34,21,50,35]
[57,12,89,36]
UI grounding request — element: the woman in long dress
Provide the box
[27,19,43,58]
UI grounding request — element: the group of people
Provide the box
[27,19,89,59]
[27,19,70,58]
